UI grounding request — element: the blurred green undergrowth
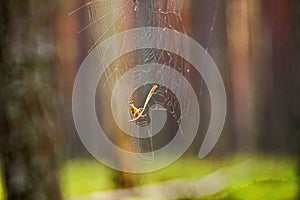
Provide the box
[0,155,298,200]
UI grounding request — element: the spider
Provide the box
[129,84,158,123]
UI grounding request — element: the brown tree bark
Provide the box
[226,0,256,152]
[0,1,62,199]
[263,0,294,153]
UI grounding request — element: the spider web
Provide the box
[72,0,220,160]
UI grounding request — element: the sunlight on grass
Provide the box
[60,155,299,199]
[0,177,4,200]
[59,156,228,198]
[0,163,5,200]
[0,155,298,199]
[60,159,115,198]
[198,156,299,200]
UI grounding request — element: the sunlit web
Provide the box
[71,0,219,160]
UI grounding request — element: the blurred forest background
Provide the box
[0,0,299,199]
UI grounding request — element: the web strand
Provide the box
[74,0,219,158]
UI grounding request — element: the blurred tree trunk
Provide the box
[226,0,256,152]
[0,1,62,200]
[247,0,273,153]
[294,0,300,190]
[55,0,85,158]
[113,0,189,186]
[263,0,293,153]
[190,0,233,156]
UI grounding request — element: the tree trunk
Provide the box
[0,1,62,199]
[264,0,293,154]
[226,0,256,152]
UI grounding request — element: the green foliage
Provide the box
[202,179,298,200]
[60,159,115,198]
[197,157,299,200]
[0,172,4,200]
[0,155,298,200]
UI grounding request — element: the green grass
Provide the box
[202,178,298,200]
[0,174,4,200]
[0,155,299,200]
[197,156,299,200]
[60,160,115,198]
[60,155,299,199]
[59,155,233,198]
